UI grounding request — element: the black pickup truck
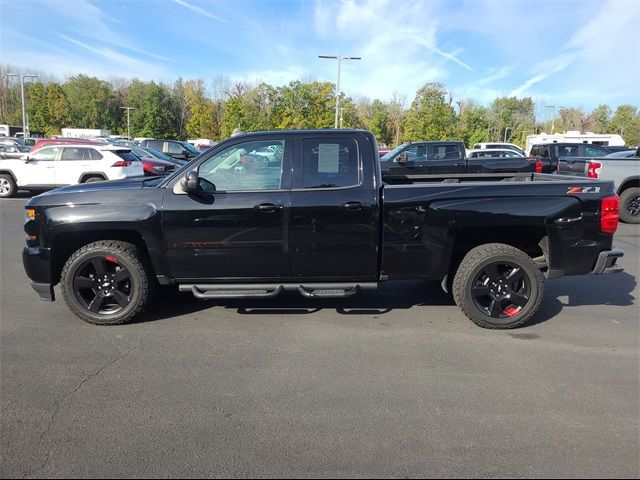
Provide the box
[380,141,540,175]
[23,130,623,329]
[529,142,611,173]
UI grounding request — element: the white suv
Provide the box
[0,144,144,198]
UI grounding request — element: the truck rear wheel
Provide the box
[60,240,154,325]
[452,243,544,329]
[619,188,640,224]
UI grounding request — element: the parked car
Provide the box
[557,146,640,223]
[603,145,633,153]
[604,150,637,158]
[466,148,525,158]
[378,146,392,157]
[472,142,525,156]
[529,142,611,173]
[0,144,31,159]
[22,130,622,330]
[380,141,539,175]
[22,138,39,148]
[129,145,188,169]
[0,144,144,198]
[0,137,23,147]
[139,139,200,161]
[31,138,102,153]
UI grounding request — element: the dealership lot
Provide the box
[1,195,638,477]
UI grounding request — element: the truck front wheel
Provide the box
[452,243,544,329]
[60,240,155,325]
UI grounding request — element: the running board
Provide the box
[179,283,377,300]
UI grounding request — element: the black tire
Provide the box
[60,240,155,325]
[452,243,544,329]
[0,174,17,198]
[83,176,105,183]
[619,187,640,224]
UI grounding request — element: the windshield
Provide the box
[380,143,409,161]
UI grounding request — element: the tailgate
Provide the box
[558,156,589,177]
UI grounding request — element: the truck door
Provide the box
[162,135,293,280]
[289,133,379,280]
[427,143,467,174]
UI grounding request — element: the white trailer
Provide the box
[525,131,625,154]
[60,128,110,139]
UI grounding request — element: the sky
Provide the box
[1,0,639,112]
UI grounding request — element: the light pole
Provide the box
[319,55,361,128]
[121,107,136,139]
[5,73,37,138]
[545,105,565,134]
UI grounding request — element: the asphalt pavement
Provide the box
[1,194,638,478]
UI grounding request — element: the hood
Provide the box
[30,176,156,201]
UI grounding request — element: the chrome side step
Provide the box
[179,283,377,299]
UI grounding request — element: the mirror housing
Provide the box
[181,171,199,194]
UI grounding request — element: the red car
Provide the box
[378,147,392,157]
[138,156,178,176]
[31,138,102,153]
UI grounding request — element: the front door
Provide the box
[289,133,379,280]
[21,146,60,187]
[163,135,293,281]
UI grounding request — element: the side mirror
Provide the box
[181,171,199,194]
[24,156,31,163]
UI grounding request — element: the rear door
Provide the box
[288,133,379,280]
[56,147,90,185]
[426,143,466,174]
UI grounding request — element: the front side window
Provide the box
[199,139,285,191]
[302,138,359,189]
[560,146,579,157]
[31,147,60,161]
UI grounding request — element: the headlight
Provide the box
[25,208,36,221]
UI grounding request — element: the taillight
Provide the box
[600,195,619,234]
[535,159,542,173]
[112,160,132,167]
[587,162,601,179]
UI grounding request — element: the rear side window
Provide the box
[430,144,462,160]
[61,147,87,161]
[584,145,607,157]
[560,145,579,157]
[540,146,550,158]
[167,142,184,154]
[88,149,103,160]
[302,138,359,189]
[116,151,139,162]
[147,140,163,150]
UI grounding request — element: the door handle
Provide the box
[454,163,464,166]
[254,203,281,213]
[343,201,363,211]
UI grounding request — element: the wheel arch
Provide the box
[617,177,640,195]
[78,172,108,183]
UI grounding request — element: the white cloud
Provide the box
[173,0,226,23]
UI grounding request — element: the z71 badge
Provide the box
[568,186,601,194]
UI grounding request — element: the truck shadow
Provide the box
[137,272,636,328]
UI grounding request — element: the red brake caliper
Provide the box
[105,256,118,264]
[503,306,520,317]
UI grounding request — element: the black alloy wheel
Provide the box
[470,261,531,319]
[625,195,640,217]
[72,256,133,315]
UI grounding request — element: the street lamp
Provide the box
[4,73,38,138]
[318,55,361,128]
[121,107,136,140]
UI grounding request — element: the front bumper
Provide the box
[22,246,55,301]
[591,248,624,274]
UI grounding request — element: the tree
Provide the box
[368,100,391,145]
[183,79,217,139]
[591,104,611,133]
[63,75,120,130]
[388,91,407,146]
[272,81,336,130]
[455,100,490,146]
[403,83,456,141]
[489,96,535,146]
[609,105,640,146]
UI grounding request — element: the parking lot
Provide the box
[1,194,638,478]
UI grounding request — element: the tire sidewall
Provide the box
[620,188,640,224]
[0,174,17,198]
[62,247,145,325]
[457,249,543,328]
